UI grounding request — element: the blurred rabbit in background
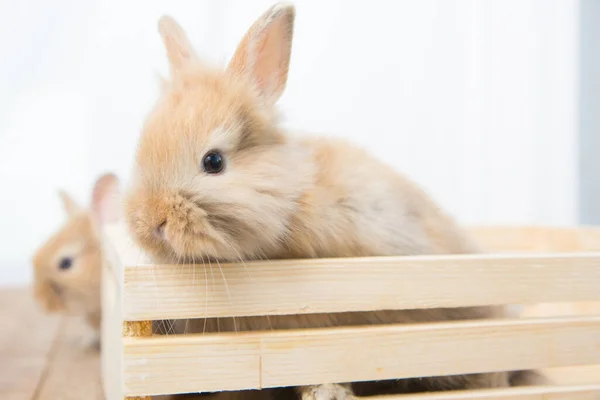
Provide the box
[31,173,120,348]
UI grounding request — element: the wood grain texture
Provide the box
[100,224,600,398]
[468,226,600,253]
[123,322,151,400]
[473,226,600,335]
[122,316,600,396]
[0,288,105,400]
[102,252,124,400]
[370,384,600,399]
[121,253,600,321]
[1,288,594,400]
[0,288,63,400]
[35,316,104,400]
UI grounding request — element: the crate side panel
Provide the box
[123,253,600,320]
[101,237,124,400]
[122,317,600,396]
[373,383,600,399]
[468,226,600,253]
[122,334,261,396]
[260,316,600,388]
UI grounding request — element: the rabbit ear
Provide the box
[58,190,81,217]
[227,3,295,106]
[91,173,121,225]
[156,71,169,92]
[158,15,199,75]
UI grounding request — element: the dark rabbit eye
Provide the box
[202,151,225,174]
[59,257,73,270]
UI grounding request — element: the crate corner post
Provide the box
[101,223,131,400]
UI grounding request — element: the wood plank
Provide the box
[35,316,104,400]
[0,288,63,400]
[0,288,62,358]
[543,365,600,386]
[121,253,600,320]
[371,384,600,400]
[124,331,260,396]
[0,358,48,400]
[18,298,105,399]
[468,226,600,253]
[122,316,600,397]
[102,253,124,400]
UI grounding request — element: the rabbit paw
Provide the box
[297,384,355,400]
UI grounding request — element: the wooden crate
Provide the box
[101,225,600,399]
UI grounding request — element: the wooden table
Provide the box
[2,287,599,400]
[0,287,103,400]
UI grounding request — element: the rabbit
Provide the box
[32,173,120,348]
[124,3,546,399]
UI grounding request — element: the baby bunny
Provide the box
[32,173,120,347]
[125,3,545,398]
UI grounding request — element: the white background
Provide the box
[0,0,580,285]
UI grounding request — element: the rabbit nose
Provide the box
[153,221,166,240]
[50,281,62,295]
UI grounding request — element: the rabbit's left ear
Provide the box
[91,173,121,225]
[58,190,82,217]
[227,3,296,106]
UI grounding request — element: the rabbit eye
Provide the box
[59,257,73,270]
[202,151,225,174]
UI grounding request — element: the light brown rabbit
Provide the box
[125,3,545,399]
[32,173,120,346]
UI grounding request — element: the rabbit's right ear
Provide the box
[58,190,81,217]
[91,173,121,225]
[158,15,199,76]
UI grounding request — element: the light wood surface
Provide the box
[0,287,103,400]
[102,252,125,400]
[121,316,600,397]
[371,384,600,399]
[107,223,600,322]
[4,225,598,399]
[0,292,597,399]
[99,224,600,398]
[121,253,600,321]
[469,226,600,253]
[0,287,191,400]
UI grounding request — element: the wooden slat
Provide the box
[102,253,124,400]
[0,358,48,400]
[543,365,600,386]
[121,253,600,320]
[468,226,600,253]
[372,384,600,400]
[122,316,600,396]
[469,226,600,330]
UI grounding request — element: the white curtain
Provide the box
[0,0,580,285]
